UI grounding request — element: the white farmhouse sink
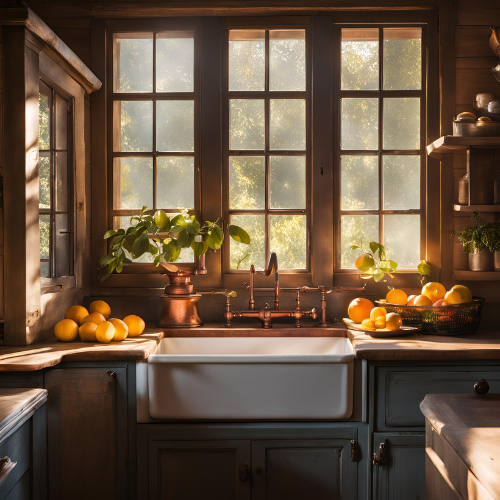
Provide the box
[138,337,354,421]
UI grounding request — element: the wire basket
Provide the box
[374,297,485,335]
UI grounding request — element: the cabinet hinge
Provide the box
[350,439,359,462]
[373,439,389,467]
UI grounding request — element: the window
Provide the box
[224,29,309,271]
[337,26,424,270]
[38,81,74,279]
[111,31,198,262]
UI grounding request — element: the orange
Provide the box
[386,313,402,331]
[123,315,146,337]
[361,318,376,330]
[89,300,111,319]
[109,319,128,341]
[374,316,386,329]
[422,282,446,303]
[450,285,472,303]
[370,307,387,320]
[414,294,433,306]
[444,290,462,305]
[79,322,98,342]
[95,321,115,344]
[407,295,417,306]
[64,305,89,325]
[81,312,106,325]
[54,319,79,342]
[386,289,408,305]
[348,298,375,324]
[355,253,375,271]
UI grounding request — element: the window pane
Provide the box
[116,101,153,152]
[39,156,51,209]
[341,215,378,269]
[383,98,420,150]
[113,35,153,93]
[229,156,265,210]
[157,100,194,152]
[229,30,265,91]
[270,156,306,209]
[341,28,379,90]
[383,155,420,210]
[384,214,420,268]
[40,214,50,276]
[383,28,421,90]
[55,93,68,151]
[157,157,194,209]
[114,157,153,209]
[55,152,68,212]
[230,99,265,150]
[341,98,378,150]
[270,215,307,269]
[270,99,306,150]
[341,156,378,210]
[39,93,50,150]
[55,213,71,277]
[269,30,306,91]
[156,34,194,92]
[230,214,265,270]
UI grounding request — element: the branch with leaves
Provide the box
[99,207,250,281]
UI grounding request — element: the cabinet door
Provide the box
[45,367,128,500]
[372,433,425,500]
[252,439,357,500]
[148,440,251,500]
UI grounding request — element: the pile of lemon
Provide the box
[383,283,472,307]
[348,299,402,332]
[54,300,145,343]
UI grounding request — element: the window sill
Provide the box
[41,276,76,294]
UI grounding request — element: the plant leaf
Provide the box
[99,254,115,267]
[351,245,361,250]
[373,270,385,282]
[369,241,380,255]
[131,232,150,258]
[104,230,117,239]
[100,273,111,282]
[177,228,194,248]
[228,225,251,244]
[170,214,187,227]
[191,240,208,258]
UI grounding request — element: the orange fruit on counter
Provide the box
[81,312,106,325]
[414,294,433,306]
[54,319,79,342]
[79,322,98,342]
[109,319,128,341]
[433,299,448,307]
[355,253,375,271]
[348,298,375,324]
[374,316,386,329]
[386,313,402,331]
[95,321,115,344]
[422,282,446,303]
[361,318,376,330]
[370,307,387,320]
[89,300,111,319]
[450,285,472,303]
[407,295,417,306]
[444,290,462,305]
[64,305,89,325]
[386,289,408,305]
[123,315,146,337]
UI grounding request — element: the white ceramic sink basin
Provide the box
[139,337,354,421]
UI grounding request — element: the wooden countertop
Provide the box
[348,329,500,360]
[421,393,500,500]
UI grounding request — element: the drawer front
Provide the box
[376,367,500,430]
[0,421,30,500]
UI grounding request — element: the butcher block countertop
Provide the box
[0,324,499,370]
[421,393,500,500]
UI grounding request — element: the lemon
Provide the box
[407,295,417,305]
[386,289,408,305]
[374,316,386,329]
[64,305,89,325]
[79,322,98,342]
[355,253,375,271]
[422,282,446,303]
[370,307,387,320]
[361,318,376,331]
[123,315,146,337]
[89,300,111,319]
[450,285,472,303]
[414,294,433,306]
[81,312,106,325]
[109,319,128,341]
[54,319,79,342]
[95,321,115,344]
[444,290,462,304]
[386,313,402,331]
[154,210,170,229]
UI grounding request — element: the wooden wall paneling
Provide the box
[456,0,500,26]
[455,57,499,69]
[3,27,42,345]
[455,68,500,104]
[455,25,496,58]
[0,26,3,323]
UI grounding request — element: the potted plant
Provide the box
[99,207,250,327]
[483,222,500,271]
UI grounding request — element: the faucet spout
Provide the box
[261,252,279,309]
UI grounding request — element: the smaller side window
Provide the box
[38,81,74,279]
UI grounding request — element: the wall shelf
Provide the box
[452,270,500,281]
[427,135,500,159]
[454,204,500,212]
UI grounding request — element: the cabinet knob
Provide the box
[239,463,249,482]
[255,466,263,474]
[106,370,116,379]
[474,379,489,395]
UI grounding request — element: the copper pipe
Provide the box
[249,265,255,310]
